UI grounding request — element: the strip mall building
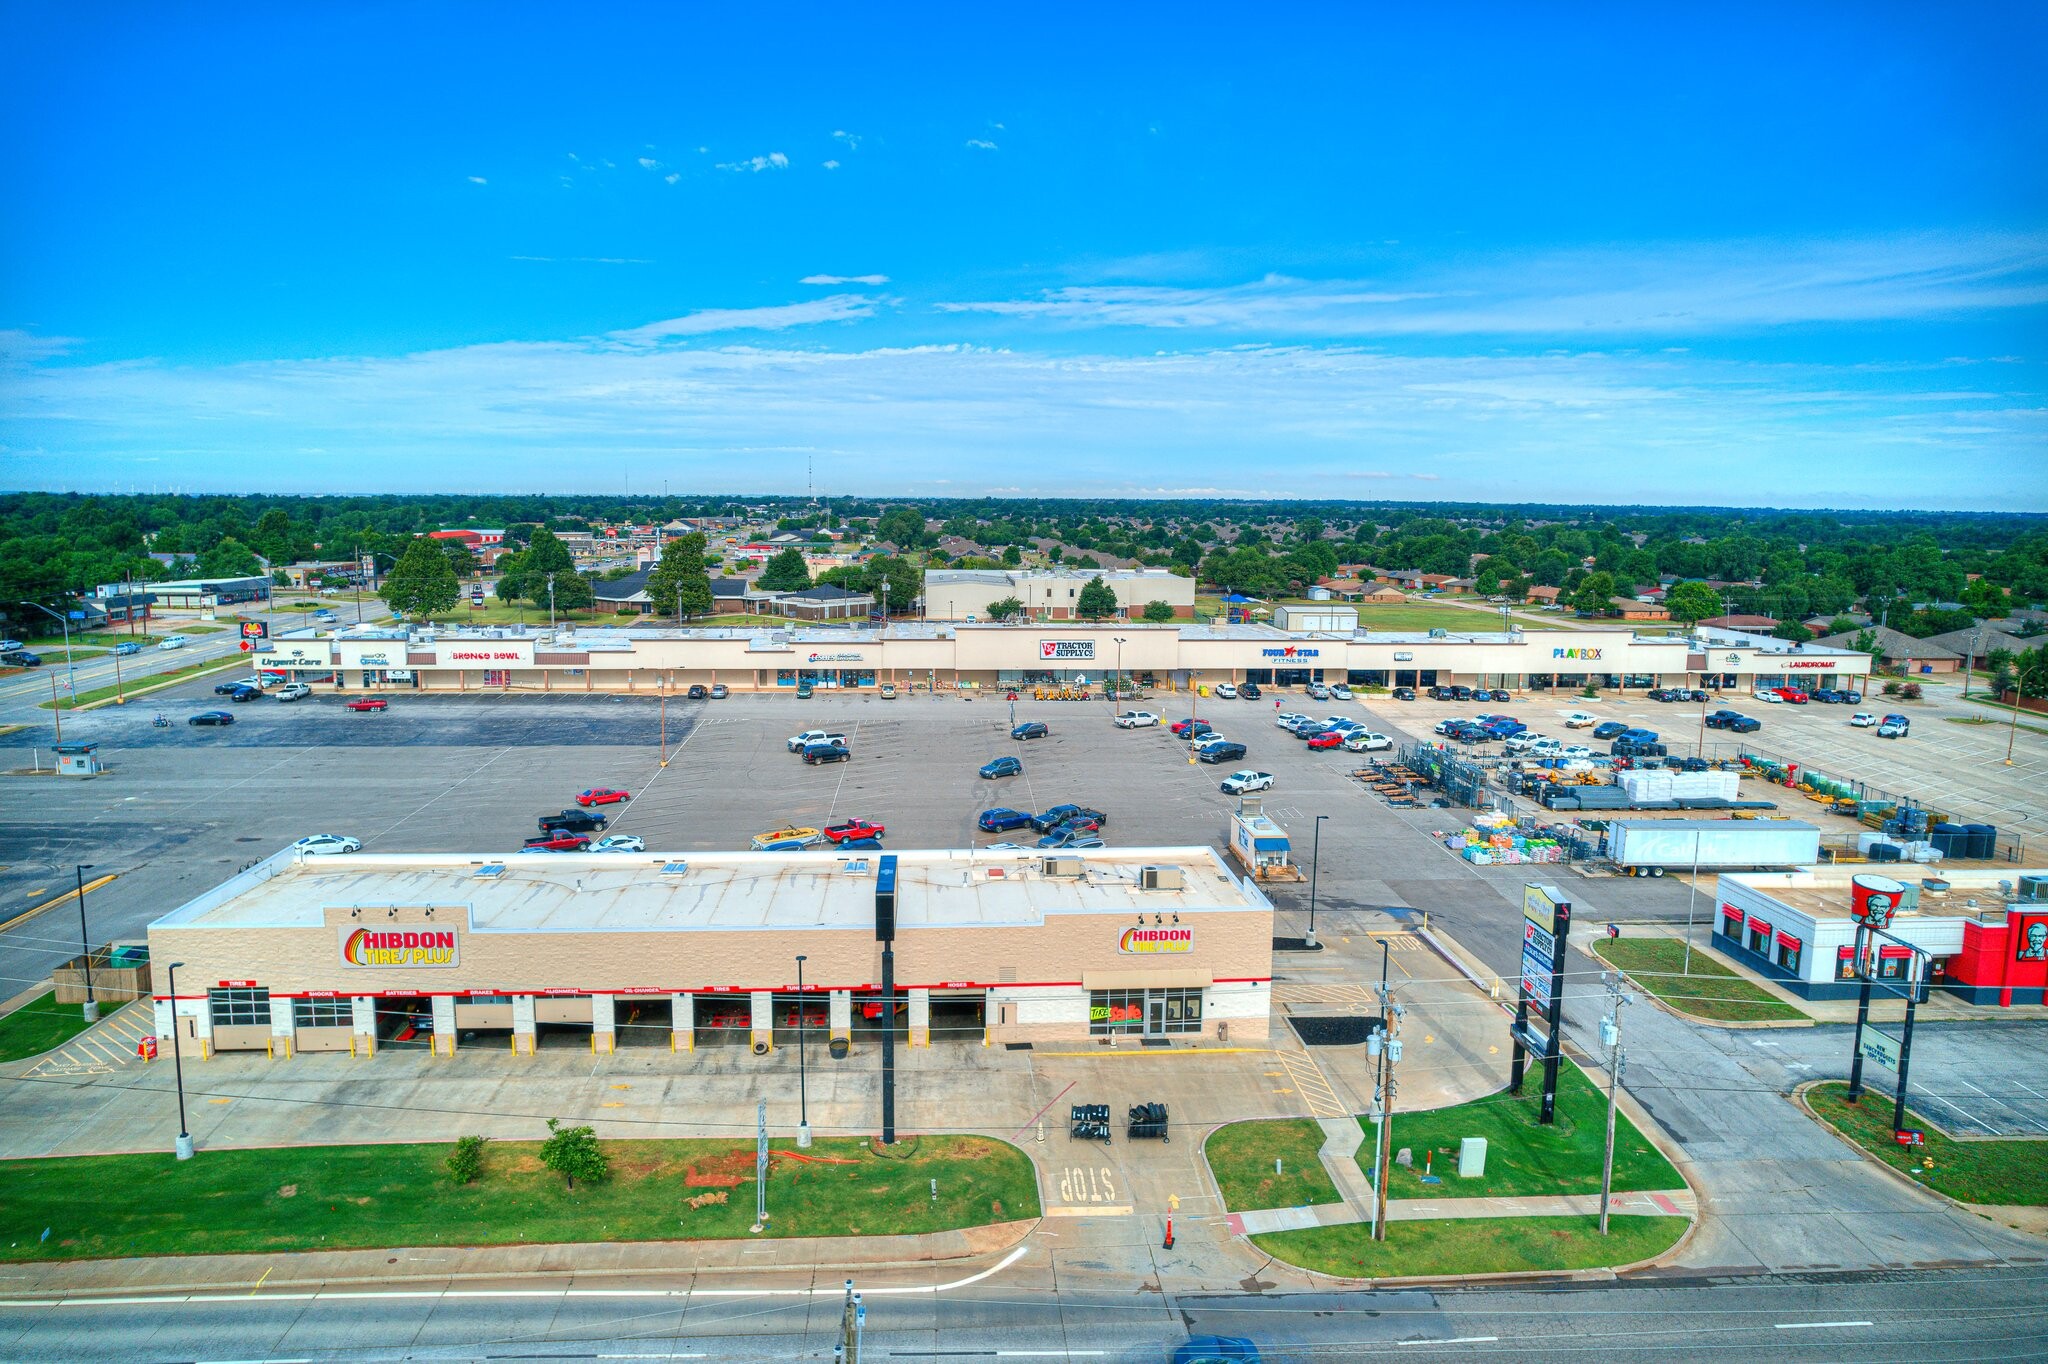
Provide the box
[149,848,1273,1058]
[257,619,1872,696]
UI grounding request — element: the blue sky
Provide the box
[3,3,2046,507]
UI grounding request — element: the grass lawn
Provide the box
[1253,1213,1685,1278]
[0,1133,1039,1262]
[1205,1119,1341,1211]
[1806,1082,2048,1206]
[0,992,97,1064]
[1359,1058,1681,1201]
[41,656,245,710]
[1592,937,1808,1024]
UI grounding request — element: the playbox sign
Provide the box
[1552,647,1603,661]
[1118,926,1193,954]
[1041,640,1096,661]
[339,927,459,968]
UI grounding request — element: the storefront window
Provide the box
[1346,670,1387,686]
[293,997,352,1027]
[1837,947,1858,980]
[1089,987,1204,1036]
[210,987,271,1027]
[1776,937,1802,974]
[1747,920,1770,955]
[1721,909,1744,939]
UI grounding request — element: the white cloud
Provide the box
[801,274,890,286]
[965,139,998,151]
[7,327,2040,507]
[637,157,662,171]
[665,172,680,184]
[716,152,789,173]
[823,159,841,170]
[608,295,884,343]
[936,235,2048,335]
[0,328,76,365]
[832,130,861,149]
[466,176,487,185]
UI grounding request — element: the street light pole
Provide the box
[796,954,811,1149]
[1113,636,1126,714]
[547,573,558,632]
[1306,815,1328,948]
[74,864,98,1022]
[20,601,78,705]
[1682,829,1702,976]
[166,961,194,1159]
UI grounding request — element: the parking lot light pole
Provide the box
[1306,815,1328,948]
[19,600,78,702]
[795,954,812,1148]
[74,864,99,1022]
[166,961,194,1159]
[1113,636,1126,713]
[1681,830,1702,975]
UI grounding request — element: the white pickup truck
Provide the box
[1114,711,1161,728]
[787,729,850,752]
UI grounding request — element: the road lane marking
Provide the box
[1397,1337,1498,1346]
[1775,1321,1872,1330]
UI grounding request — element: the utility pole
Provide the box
[547,573,558,632]
[1306,814,1328,948]
[838,1279,860,1363]
[1681,829,1702,976]
[1370,938,1403,1241]
[75,864,98,1022]
[1598,973,1634,1235]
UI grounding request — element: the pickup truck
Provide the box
[1114,711,1161,728]
[787,729,849,753]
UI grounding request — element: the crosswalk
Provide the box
[1274,1047,1348,1118]
[25,1001,153,1078]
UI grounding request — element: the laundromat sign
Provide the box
[1119,926,1193,954]
[339,926,459,968]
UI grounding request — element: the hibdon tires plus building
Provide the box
[149,848,1273,1058]
[262,619,1871,695]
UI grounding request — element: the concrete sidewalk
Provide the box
[0,1218,1038,1300]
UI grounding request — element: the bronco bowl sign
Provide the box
[1119,926,1193,955]
[339,926,459,968]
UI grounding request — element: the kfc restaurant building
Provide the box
[1711,867,2048,1005]
[149,847,1274,1060]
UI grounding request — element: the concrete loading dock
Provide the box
[147,847,1274,1059]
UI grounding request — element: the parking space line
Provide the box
[1275,1048,1347,1118]
[1949,1075,2048,1136]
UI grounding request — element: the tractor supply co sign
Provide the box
[1041,640,1096,661]
[1119,926,1193,955]
[339,926,459,968]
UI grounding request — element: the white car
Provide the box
[1849,712,1878,727]
[1322,716,1361,732]
[1752,690,1782,703]
[984,841,1033,853]
[1114,710,1161,728]
[292,834,361,856]
[1561,710,1598,728]
[590,834,646,853]
[1504,732,1542,753]
[1343,732,1393,752]
[1329,683,1353,700]
[1559,744,1593,760]
[1219,769,1274,794]
[275,683,312,701]
[1275,711,1310,729]
[1526,738,1564,758]
[1193,732,1234,750]
[157,635,189,651]
[1212,683,1239,699]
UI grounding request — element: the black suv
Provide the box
[1391,686,1416,700]
[1031,804,1108,832]
[802,741,852,765]
[1591,721,1629,740]
[539,808,607,833]
[687,684,709,699]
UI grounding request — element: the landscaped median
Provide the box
[0,1132,1040,1262]
[0,992,99,1064]
[1593,935,1807,1024]
[1209,1060,1691,1278]
[1804,1082,2048,1208]
[40,655,244,710]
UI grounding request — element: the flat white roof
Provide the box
[153,847,1267,935]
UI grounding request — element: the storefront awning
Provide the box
[1082,968,1215,991]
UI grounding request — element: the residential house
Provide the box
[1699,614,1780,632]
[1808,625,1963,675]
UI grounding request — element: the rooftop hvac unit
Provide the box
[1042,855,1085,878]
[2019,875,2048,903]
[1140,865,1185,890]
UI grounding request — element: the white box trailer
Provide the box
[1607,819,1820,872]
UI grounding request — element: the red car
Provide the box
[1169,717,1210,735]
[576,788,630,807]
[521,832,590,851]
[1775,688,1810,704]
[1306,730,1345,749]
[824,818,886,844]
[344,697,389,712]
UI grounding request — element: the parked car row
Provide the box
[976,804,1108,847]
[787,728,851,764]
[684,684,731,700]
[1645,687,1710,702]
[1428,685,1512,702]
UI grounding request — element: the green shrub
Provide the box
[446,1134,488,1185]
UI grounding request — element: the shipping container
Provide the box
[1607,819,1821,870]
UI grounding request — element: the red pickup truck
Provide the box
[824,818,886,844]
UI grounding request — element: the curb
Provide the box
[1586,939,1815,1031]
[46,655,245,713]
[1243,1208,1702,1288]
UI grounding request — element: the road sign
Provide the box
[1857,1025,1900,1070]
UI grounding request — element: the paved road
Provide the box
[3,1265,2045,1361]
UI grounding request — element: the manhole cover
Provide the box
[1288,1016,1383,1046]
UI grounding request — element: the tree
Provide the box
[757,547,813,593]
[1076,577,1120,620]
[1771,620,1813,643]
[876,508,928,548]
[539,1118,608,1191]
[1850,628,1881,658]
[1662,581,1721,625]
[987,596,1025,621]
[1000,544,1022,567]
[647,533,712,619]
[517,528,589,612]
[1571,571,1616,616]
[271,569,292,588]
[379,536,460,618]
[438,538,478,579]
[1142,599,1176,623]
[198,536,262,578]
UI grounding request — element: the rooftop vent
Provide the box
[1140,865,1186,891]
[473,864,506,879]
[1042,855,1085,878]
[660,860,691,876]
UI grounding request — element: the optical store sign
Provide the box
[339,926,459,968]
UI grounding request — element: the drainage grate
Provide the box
[1004,1042,1033,1051]
[1287,1015,1383,1046]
